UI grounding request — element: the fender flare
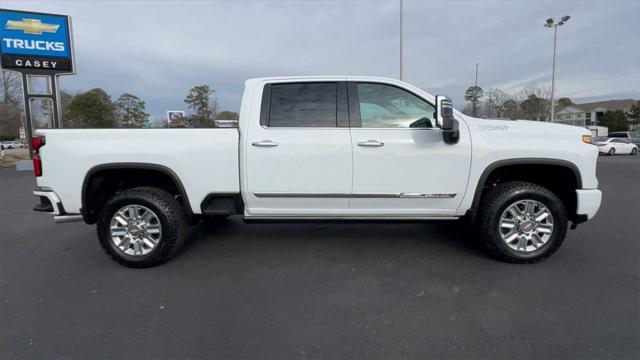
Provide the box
[468,158,582,220]
[81,162,193,223]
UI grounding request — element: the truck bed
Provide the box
[35,128,240,214]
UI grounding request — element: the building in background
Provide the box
[556,99,636,127]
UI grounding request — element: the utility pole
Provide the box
[473,62,479,117]
[544,15,571,122]
[399,0,403,81]
[550,25,558,122]
[475,62,478,88]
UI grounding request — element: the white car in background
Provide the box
[608,131,640,147]
[594,137,638,156]
[1,141,26,149]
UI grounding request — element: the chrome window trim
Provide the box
[260,126,441,130]
[260,126,348,130]
[399,193,456,198]
[350,127,441,131]
[253,193,456,199]
[254,193,351,198]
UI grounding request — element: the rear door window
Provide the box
[268,83,337,127]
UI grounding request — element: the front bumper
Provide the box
[576,189,602,220]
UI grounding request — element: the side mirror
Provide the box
[435,95,459,144]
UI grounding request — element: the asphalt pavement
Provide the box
[1,156,639,359]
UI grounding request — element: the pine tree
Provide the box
[66,88,116,128]
[184,85,216,127]
[115,93,149,128]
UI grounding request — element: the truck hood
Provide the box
[464,117,590,139]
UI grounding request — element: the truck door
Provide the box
[244,81,352,216]
[348,81,471,216]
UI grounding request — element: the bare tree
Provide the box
[0,71,24,139]
[482,88,510,118]
[518,82,551,121]
[519,82,551,101]
[0,70,22,104]
[461,103,474,116]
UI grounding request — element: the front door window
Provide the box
[356,83,436,128]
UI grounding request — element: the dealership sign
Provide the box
[0,9,73,72]
[167,111,186,124]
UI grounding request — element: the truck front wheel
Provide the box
[477,181,568,263]
[97,187,187,268]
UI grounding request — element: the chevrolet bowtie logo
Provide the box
[5,18,59,35]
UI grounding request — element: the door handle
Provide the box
[252,140,278,147]
[357,140,384,147]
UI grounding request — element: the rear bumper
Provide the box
[576,189,602,220]
[33,187,64,215]
[33,188,84,223]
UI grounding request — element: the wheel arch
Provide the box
[81,163,193,224]
[468,158,582,223]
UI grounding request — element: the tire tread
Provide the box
[477,181,567,264]
[97,187,187,268]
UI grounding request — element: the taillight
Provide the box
[32,136,45,152]
[33,154,42,177]
[31,136,45,177]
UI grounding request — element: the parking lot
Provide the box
[1,156,638,359]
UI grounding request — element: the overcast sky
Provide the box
[3,0,640,118]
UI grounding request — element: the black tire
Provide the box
[97,187,187,268]
[631,148,637,155]
[608,148,615,156]
[477,181,568,263]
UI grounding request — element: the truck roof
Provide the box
[245,75,404,85]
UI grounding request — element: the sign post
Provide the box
[0,8,75,157]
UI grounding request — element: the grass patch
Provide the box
[0,149,30,168]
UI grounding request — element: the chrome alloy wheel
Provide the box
[498,199,554,253]
[110,205,162,256]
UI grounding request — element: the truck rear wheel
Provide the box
[97,187,187,268]
[477,181,568,263]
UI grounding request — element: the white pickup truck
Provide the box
[32,76,602,267]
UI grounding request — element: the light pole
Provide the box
[399,0,403,80]
[544,15,570,122]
